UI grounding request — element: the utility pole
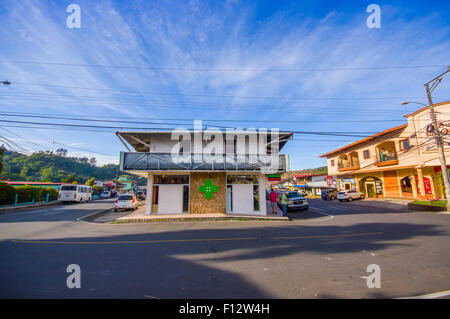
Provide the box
[425,67,450,209]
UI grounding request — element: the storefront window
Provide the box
[401,177,412,193]
[253,184,259,211]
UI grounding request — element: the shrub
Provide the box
[0,183,59,205]
[0,182,16,205]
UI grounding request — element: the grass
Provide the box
[411,200,447,207]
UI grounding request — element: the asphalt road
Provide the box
[0,198,449,299]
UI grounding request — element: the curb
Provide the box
[0,201,61,214]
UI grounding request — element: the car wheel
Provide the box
[360,195,364,199]
[348,197,353,202]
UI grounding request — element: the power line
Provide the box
[1,60,448,72]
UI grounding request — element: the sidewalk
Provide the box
[114,201,289,223]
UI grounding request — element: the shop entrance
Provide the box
[366,182,376,198]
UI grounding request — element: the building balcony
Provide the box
[121,152,288,172]
[375,154,399,167]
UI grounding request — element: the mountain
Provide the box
[0,150,120,183]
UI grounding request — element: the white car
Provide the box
[337,190,365,202]
[101,191,111,199]
[114,194,138,211]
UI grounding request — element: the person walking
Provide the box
[269,189,278,215]
[281,192,288,217]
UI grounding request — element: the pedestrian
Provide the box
[269,188,278,215]
[281,192,288,217]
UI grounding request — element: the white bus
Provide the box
[58,184,92,203]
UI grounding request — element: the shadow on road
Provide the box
[0,221,446,298]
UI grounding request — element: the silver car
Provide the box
[278,191,309,211]
[337,190,365,202]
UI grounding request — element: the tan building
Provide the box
[319,101,450,200]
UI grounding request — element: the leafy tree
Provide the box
[55,148,68,157]
[89,157,97,166]
[86,177,95,186]
[0,146,4,174]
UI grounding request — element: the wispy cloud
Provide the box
[0,0,449,168]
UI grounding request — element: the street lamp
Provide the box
[401,101,427,106]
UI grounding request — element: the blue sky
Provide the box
[0,0,449,169]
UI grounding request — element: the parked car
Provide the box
[100,191,111,199]
[337,190,365,202]
[114,194,138,211]
[135,191,146,200]
[277,191,309,211]
[321,189,338,200]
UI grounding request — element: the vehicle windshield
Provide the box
[338,192,346,195]
[61,185,77,191]
[287,192,300,198]
[118,195,133,200]
[102,192,109,194]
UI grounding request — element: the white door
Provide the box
[232,184,254,214]
[158,185,183,214]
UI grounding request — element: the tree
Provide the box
[86,177,95,187]
[0,146,4,174]
[55,148,68,157]
[89,157,97,166]
[61,173,78,184]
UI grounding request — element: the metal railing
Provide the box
[121,152,287,172]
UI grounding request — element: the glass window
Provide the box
[363,150,370,159]
[183,185,189,213]
[61,185,77,191]
[154,175,189,184]
[400,176,412,193]
[227,175,258,184]
[331,160,335,166]
[253,185,259,211]
[400,139,410,150]
[118,195,133,200]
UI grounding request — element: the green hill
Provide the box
[0,150,119,183]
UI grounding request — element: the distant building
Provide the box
[320,101,450,200]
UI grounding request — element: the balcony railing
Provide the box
[337,162,360,172]
[375,153,398,166]
[121,152,287,172]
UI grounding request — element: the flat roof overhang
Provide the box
[116,130,293,153]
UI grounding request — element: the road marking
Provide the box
[396,289,450,299]
[11,237,259,245]
[273,231,383,240]
[308,208,334,221]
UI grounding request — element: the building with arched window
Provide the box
[319,101,450,200]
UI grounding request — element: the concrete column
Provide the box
[259,174,267,216]
[145,173,154,215]
[410,175,418,198]
[417,167,426,197]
